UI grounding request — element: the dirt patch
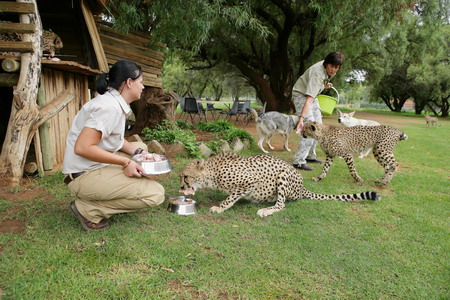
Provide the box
[0,218,25,234]
[190,130,219,142]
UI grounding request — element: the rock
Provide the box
[219,141,231,153]
[230,137,244,152]
[148,140,166,154]
[165,141,187,158]
[127,134,143,143]
[198,143,213,157]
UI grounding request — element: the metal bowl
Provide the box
[132,154,172,175]
[167,196,196,216]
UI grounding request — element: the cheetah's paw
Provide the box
[256,208,276,217]
[210,206,225,214]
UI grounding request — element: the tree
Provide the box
[363,0,449,114]
[108,0,413,112]
[372,64,411,112]
[0,0,73,186]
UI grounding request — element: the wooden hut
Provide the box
[0,0,164,179]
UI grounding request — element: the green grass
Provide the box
[0,112,449,299]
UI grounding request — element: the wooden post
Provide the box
[2,58,21,72]
[37,81,53,171]
[80,0,108,72]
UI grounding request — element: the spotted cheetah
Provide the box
[302,122,408,185]
[0,29,63,58]
[179,152,380,217]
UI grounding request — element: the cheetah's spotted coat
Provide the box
[302,122,408,185]
[179,153,380,217]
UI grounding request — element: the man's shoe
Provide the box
[306,158,323,164]
[293,163,313,171]
[70,201,109,231]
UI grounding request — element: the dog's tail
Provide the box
[249,108,259,122]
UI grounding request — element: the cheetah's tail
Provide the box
[400,132,408,140]
[301,189,381,202]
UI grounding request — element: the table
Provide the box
[197,100,241,121]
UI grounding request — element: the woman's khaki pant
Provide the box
[67,142,165,223]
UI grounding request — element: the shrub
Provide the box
[142,121,200,157]
[196,120,234,132]
[141,120,254,158]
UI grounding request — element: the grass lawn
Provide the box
[0,111,448,299]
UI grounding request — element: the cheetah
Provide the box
[179,152,380,217]
[0,29,63,58]
[302,122,408,185]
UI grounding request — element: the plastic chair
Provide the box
[236,100,251,127]
[220,100,240,123]
[184,97,207,123]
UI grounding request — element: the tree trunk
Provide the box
[0,0,42,186]
[130,87,180,135]
[440,96,449,117]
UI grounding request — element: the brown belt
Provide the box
[64,172,85,185]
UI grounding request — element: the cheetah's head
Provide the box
[302,121,324,139]
[179,159,207,196]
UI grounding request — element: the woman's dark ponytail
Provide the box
[96,73,109,94]
[95,60,142,95]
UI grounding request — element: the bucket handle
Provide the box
[330,87,340,102]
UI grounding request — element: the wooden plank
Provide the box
[0,22,36,34]
[102,44,163,69]
[0,2,35,14]
[0,41,33,52]
[33,129,45,177]
[105,55,162,75]
[100,34,164,62]
[37,79,53,171]
[142,75,162,88]
[41,59,102,76]
[80,0,108,72]
[97,22,166,49]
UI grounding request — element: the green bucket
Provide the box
[317,87,339,116]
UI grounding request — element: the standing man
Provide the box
[292,52,344,170]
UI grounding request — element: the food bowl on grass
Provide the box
[167,196,197,216]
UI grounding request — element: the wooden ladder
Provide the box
[0,1,36,54]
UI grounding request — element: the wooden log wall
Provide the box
[96,22,164,88]
[38,68,89,172]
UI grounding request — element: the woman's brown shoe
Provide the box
[70,201,109,231]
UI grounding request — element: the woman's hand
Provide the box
[325,82,334,89]
[123,160,145,177]
[296,119,304,135]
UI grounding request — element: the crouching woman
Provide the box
[62,60,165,230]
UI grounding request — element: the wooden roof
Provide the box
[96,22,164,88]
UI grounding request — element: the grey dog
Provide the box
[250,108,300,153]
